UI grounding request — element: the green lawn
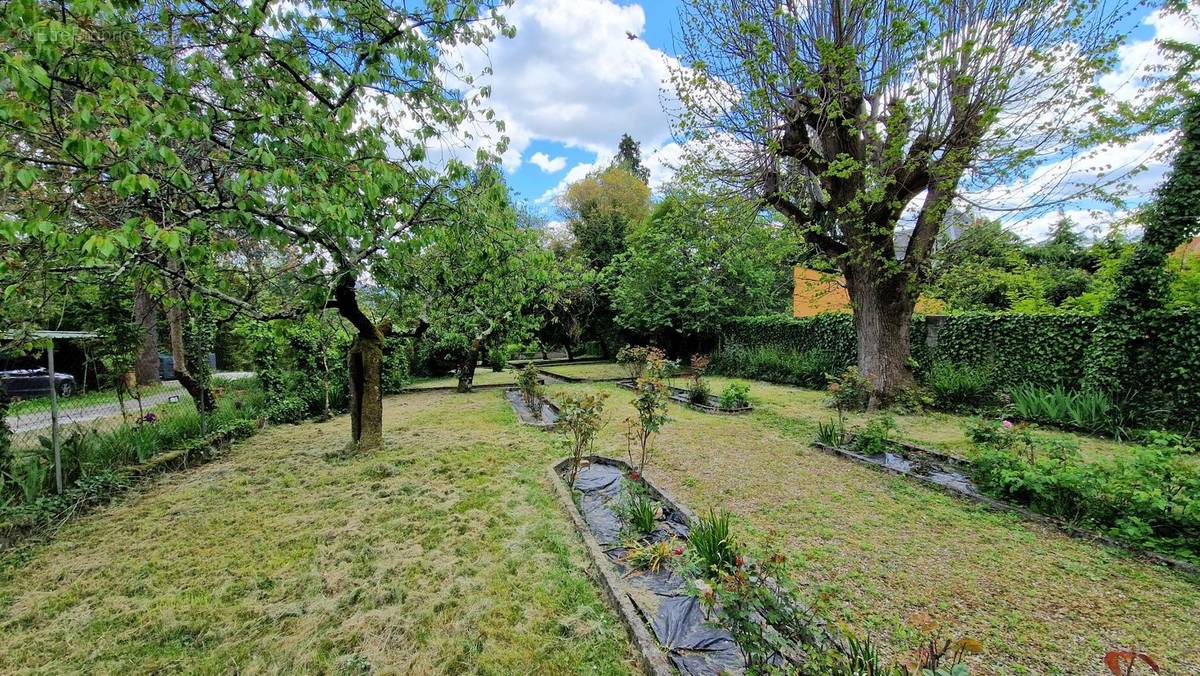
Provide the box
[2,380,1195,674]
[536,362,628,381]
[0,390,635,674]
[405,369,519,390]
[544,378,1200,674]
[7,383,180,417]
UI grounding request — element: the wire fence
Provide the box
[4,348,258,504]
[6,382,196,453]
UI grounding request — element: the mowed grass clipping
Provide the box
[545,379,1200,675]
[0,391,636,675]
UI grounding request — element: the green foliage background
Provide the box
[721,311,1200,430]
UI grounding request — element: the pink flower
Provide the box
[672,546,685,556]
[1002,420,1014,429]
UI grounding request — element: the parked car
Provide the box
[0,368,76,399]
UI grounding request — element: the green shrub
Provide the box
[515,363,543,412]
[926,362,996,411]
[266,396,309,424]
[972,432,1200,560]
[851,415,897,456]
[711,344,840,388]
[827,366,871,412]
[718,382,750,410]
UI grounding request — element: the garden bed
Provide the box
[550,455,826,675]
[505,388,560,429]
[616,380,753,415]
[811,437,1199,574]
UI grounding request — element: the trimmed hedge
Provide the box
[721,311,1200,430]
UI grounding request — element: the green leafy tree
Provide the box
[1086,98,1200,417]
[611,189,802,344]
[382,169,557,393]
[0,0,510,450]
[559,165,651,271]
[557,164,651,355]
[672,0,1140,406]
[613,133,650,183]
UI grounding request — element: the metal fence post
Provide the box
[47,339,63,494]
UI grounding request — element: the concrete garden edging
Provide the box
[505,388,560,429]
[548,456,677,676]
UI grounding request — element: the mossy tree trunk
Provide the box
[335,273,385,452]
[456,338,483,393]
[845,262,918,409]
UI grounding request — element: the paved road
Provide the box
[6,371,254,435]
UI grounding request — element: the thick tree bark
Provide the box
[166,299,216,412]
[456,343,481,393]
[845,264,917,409]
[133,282,160,386]
[334,274,384,452]
[347,332,384,450]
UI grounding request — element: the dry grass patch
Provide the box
[0,390,635,675]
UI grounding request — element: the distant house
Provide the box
[792,267,945,318]
[1173,236,1200,261]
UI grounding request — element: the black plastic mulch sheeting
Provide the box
[505,389,558,426]
[570,462,748,675]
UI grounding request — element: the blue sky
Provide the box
[458,0,1194,239]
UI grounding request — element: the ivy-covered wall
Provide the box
[722,311,1199,428]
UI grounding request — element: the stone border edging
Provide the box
[811,440,1199,576]
[548,455,677,676]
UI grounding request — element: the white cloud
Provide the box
[529,152,568,173]
[536,153,614,203]
[964,7,1199,234]
[450,0,682,173]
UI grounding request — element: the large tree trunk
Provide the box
[335,274,384,452]
[347,332,384,450]
[166,300,216,412]
[456,343,480,393]
[133,282,160,386]
[845,265,917,409]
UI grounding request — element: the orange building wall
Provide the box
[792,267,945,317]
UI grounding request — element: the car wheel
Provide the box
[57,381,74,398]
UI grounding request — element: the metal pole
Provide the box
[47,340,62,494]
